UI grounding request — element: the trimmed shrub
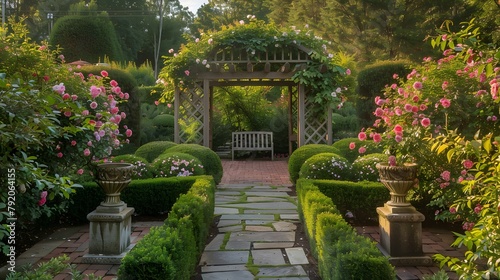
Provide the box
[332,138,383,163]
[165,144,223,184]
[299,153,350,181]
[50,15,124,62]
[111,154,152,179]
[119,176,215,280]
[296,179,395,279]
[312,180,389,222]
[151,152,205,178]
[351,153,389,182]
[134,141,177,162]
[288,144,340,184]
[67,177,196,222]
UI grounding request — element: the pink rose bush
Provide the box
[360,20,500,277]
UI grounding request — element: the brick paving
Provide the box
[1,159,466,279]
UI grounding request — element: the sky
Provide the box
[180,0,208,13]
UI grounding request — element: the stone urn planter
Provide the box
[376,162,418,207]
[375,162,431,266]
[95,162,135,206]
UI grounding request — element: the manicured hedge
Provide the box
[151,152,205,178]
[311,179,389,222]
[288,144,340,184]
[67,177,197,222]
[119,176,215,280]
[165,144,223,185]
[297,179,395,280]
[134,141,177,162]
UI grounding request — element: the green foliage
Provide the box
[351,153,389,182]
[165,144,223,184]
[332,138,383,163]
[288,144,340,184]
[299,152,350,181]
[50,15,124,63]
[296,179,395,279]
[139,102,174,144]
[119,176,215,280]
[6,255,102,280]
[151,152,205,178]
[312,179,389,222]
[422,270,450,280]
[67,177,195,222]
[356,61,410,128]
[134,141,177,162]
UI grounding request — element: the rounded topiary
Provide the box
[299,153,350,180]
[134,141,177,162]
[152,114,175,127]
[111,154,153,179]
[288,144,340,184]
[332,138,384,163]
[164,144,223,184]
[151,152,205,178]
[351,153,389,182]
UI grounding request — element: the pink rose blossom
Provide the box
[358,147,366,154]
[441,170,451,181]
[38,191,48,206]
[439,98,451,108]
[346,69,351,75]
[449,207,456,214]
[64,111,71,117]
[57,152,63,158]
[83,148,91,156]
[125,129,133,137]
[420,118,431,127]
[154,100,159,106]
[82,110,89,116]
[394,134,403,143]
[404,104,413,112]
[121,112,127,119]
[90,85,101,98]
[124,93,129,99]
[110,80,118,87]
[184,70,190,76]
[71,95,78,101]
[372,133,382,143]
[388,155,397,166]
[393,124,403,133]
[100,70,108,77]
[412,81,423,90]
[71,140,77,146]
[77,169,84,175]
[463,160,474,169]
[90,101,98,109]
[375,108,384,117]
[349,142,355,150]
[62,93,70,100]
[358,132,367,141]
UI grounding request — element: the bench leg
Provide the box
[232,150,234,161]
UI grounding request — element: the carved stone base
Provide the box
[84,206,134,263]
[377,203,433,266]
[82,243,135,264]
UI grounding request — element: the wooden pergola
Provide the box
[173,43,333,154]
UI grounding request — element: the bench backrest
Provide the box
[232,131,273,149]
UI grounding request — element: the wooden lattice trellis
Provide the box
[174,45,333,149]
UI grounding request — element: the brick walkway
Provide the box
[0,159,465,279]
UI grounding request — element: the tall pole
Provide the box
[154,0,164,79]
[2,0,6,26]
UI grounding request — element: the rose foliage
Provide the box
[0,18,131,255]
[360,19,500,278]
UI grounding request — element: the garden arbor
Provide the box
[162,20,348,152]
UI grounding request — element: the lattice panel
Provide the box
[303,93,328,144]
[177,83,204,144]
[289,86,298,136]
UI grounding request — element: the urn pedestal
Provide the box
[82,163,135,264]
[376,163,432,266]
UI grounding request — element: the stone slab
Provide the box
[253,242,295,249]
[244,191,290,197]
[257,265,307,277]
[230,232,295,242]
[201,264,248,273]
[273,221,297,232]
[280,214,300,220]
[199,251,249,265]
[251,249,286,265]
[205,234,225,251]
[220,214,275,220]
[225,241,251,250]
[217,219,242,227]
[214,207,240,215]
[246,225,273,232]
[226,202,296,210]
[285,248,309,264]
[219,225,243,232]
[245,209,298,214]
[202,270,254,280]
[247,196,288,202]
[245,220,270,225]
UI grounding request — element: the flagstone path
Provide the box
[198,182,319,280]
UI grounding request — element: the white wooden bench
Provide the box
[232,131,274,161]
